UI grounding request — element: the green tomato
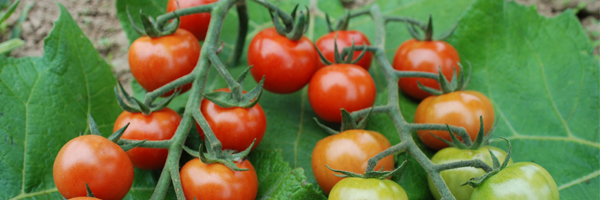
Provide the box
[470,162,559,200]
[428,146,513,200]
[328,177,408,200]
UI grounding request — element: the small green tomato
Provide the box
[328,177,408,200]
[470,162,559,200]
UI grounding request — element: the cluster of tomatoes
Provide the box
[51,0,562,199]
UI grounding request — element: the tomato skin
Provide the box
[414,91,495,150]
[328,177,408,200]
[113,108,181,170]
[53,135,134,200]
[195,88,266,152]
[428,146,513,200]
[308,64,376,123]
[247,27,318,94]
[180,158,258,200]
[392,39,460,100]
[470,162,559,200]
[129,29,200,96]
[166,0,217,41]
[315,30,372,70]
[311,130,394,194]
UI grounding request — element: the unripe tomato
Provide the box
[311,130,394,194]
[129,29,200,97]
[113,108,181,170]
[166,0,218,41]
[329,177,409,200]
[247,27,318,94]
[393,39,460,100]
[428,146,513,200]
[414,91,495,150]
[180,158,258,200]
[315,30,372,70]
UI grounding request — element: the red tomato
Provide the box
[113,108,181,170]
[196,88,266,152]
[392,39,460,100]
[129,29,200,97]
[247,27,318,94]
[311,130,394,194]
[53,135,134,200]
[315,30,372,70]
[414,91,495,150]
[308,64,376,122]
[166,0,217,41]
[180,158,258,200]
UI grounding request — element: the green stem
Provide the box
[169,165,186,198]
[117,139,172,149]
[350,105,392,119]
[365,141,409,172]
[394,71,439,80]
[143,72,197,106]
[226,1,249,66]
[436,159,494,173]
[409,123,472,146]
[385,16,427,30]
[209,52,242,100]
[156,4,215,26]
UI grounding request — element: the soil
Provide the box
[2,0,599,88]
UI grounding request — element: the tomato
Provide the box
[129,29,200,97]
[53,135,134,200]
[428,146,513,200]
[315,30,372,70]
[311,130,394,194]
[392,39,460,100]
[113,108,181,170]
[414,91,494,150]
[166,0,217,41]
[247,27,318,94]
[195,88,266,152]
[470,162,559,200]
[308,64,376,123]
[180,158,258,200]
[328,177,408,200]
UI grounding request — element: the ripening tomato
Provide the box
[329,177,409,200]
[312,130,394,194]
[247,27,318,94]
[392,39,460,100]
[414,91,495,150]
[308,64,376,123]
[166,0,218,41]
[315,30,372,70]
[428,146,513,200]
[195,88,266,152]
[129,29,200,97]
[113,108,181,170]
[53,135,134,200]
[180,158,258,200]
[470,162,559,200]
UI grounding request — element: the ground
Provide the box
[2,0,599,90]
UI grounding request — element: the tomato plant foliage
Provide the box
[0,0,597,200]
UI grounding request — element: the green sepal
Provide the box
[203,76,264,109]
[463,137,513,188]
[108,123,130,143]
[430,116,495,150]
[416,81,442,96]
[87,114,101,136]
[127,6,180,37]
[0,0,19,24]
[313,118,339,135]
[406,15,456,41]
[424,15,433,41]
[269,4,309,41]
[417,62,472,95]
[120,140,147,152]
[195,139,256,172]
[315,36,368,65]
[469,116,487,150]
[85,183,95,197]
[326,160,407,180]
[126,6,146,36]
[339,107,373,132]
[114,81,179,115]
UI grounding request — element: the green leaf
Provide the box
[249,150,326,199]
[446,0,600,199]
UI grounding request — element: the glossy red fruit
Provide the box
[392,39,460,100]
[180,158,258,200]
[166,0,218,41]
[247,27,318,94]
[315,30,372,70]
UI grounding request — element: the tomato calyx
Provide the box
[406,15,457,41]
[182,138,255,171]
[325,11,350,32]
[114,81,179,115]
[88,114,146,152]
[463,137,513,188]
[203,66,265,108]
[126,6,181,38]
[316,36,368,66]
[270,4,309,41]
[326,160,407,180]
[314,108,373,134]
[84,183,95,198]
[417,62,471,95]
[431,116,497,150]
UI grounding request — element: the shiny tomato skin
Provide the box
[470,162,559,200]
[113,108,181,170]
[180,158,258,200]
[329,177,409,200]
[53,135,134,200]
[428,146,513,200]
[315,30,372,70]
[392,39,460,100]
[166,0,217,41]
[247,27,318,94]
[308,64,376,123]
[129,29,200,97]
[311,130,394,194]
[195,88,266,152]
[414,91,495,150]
